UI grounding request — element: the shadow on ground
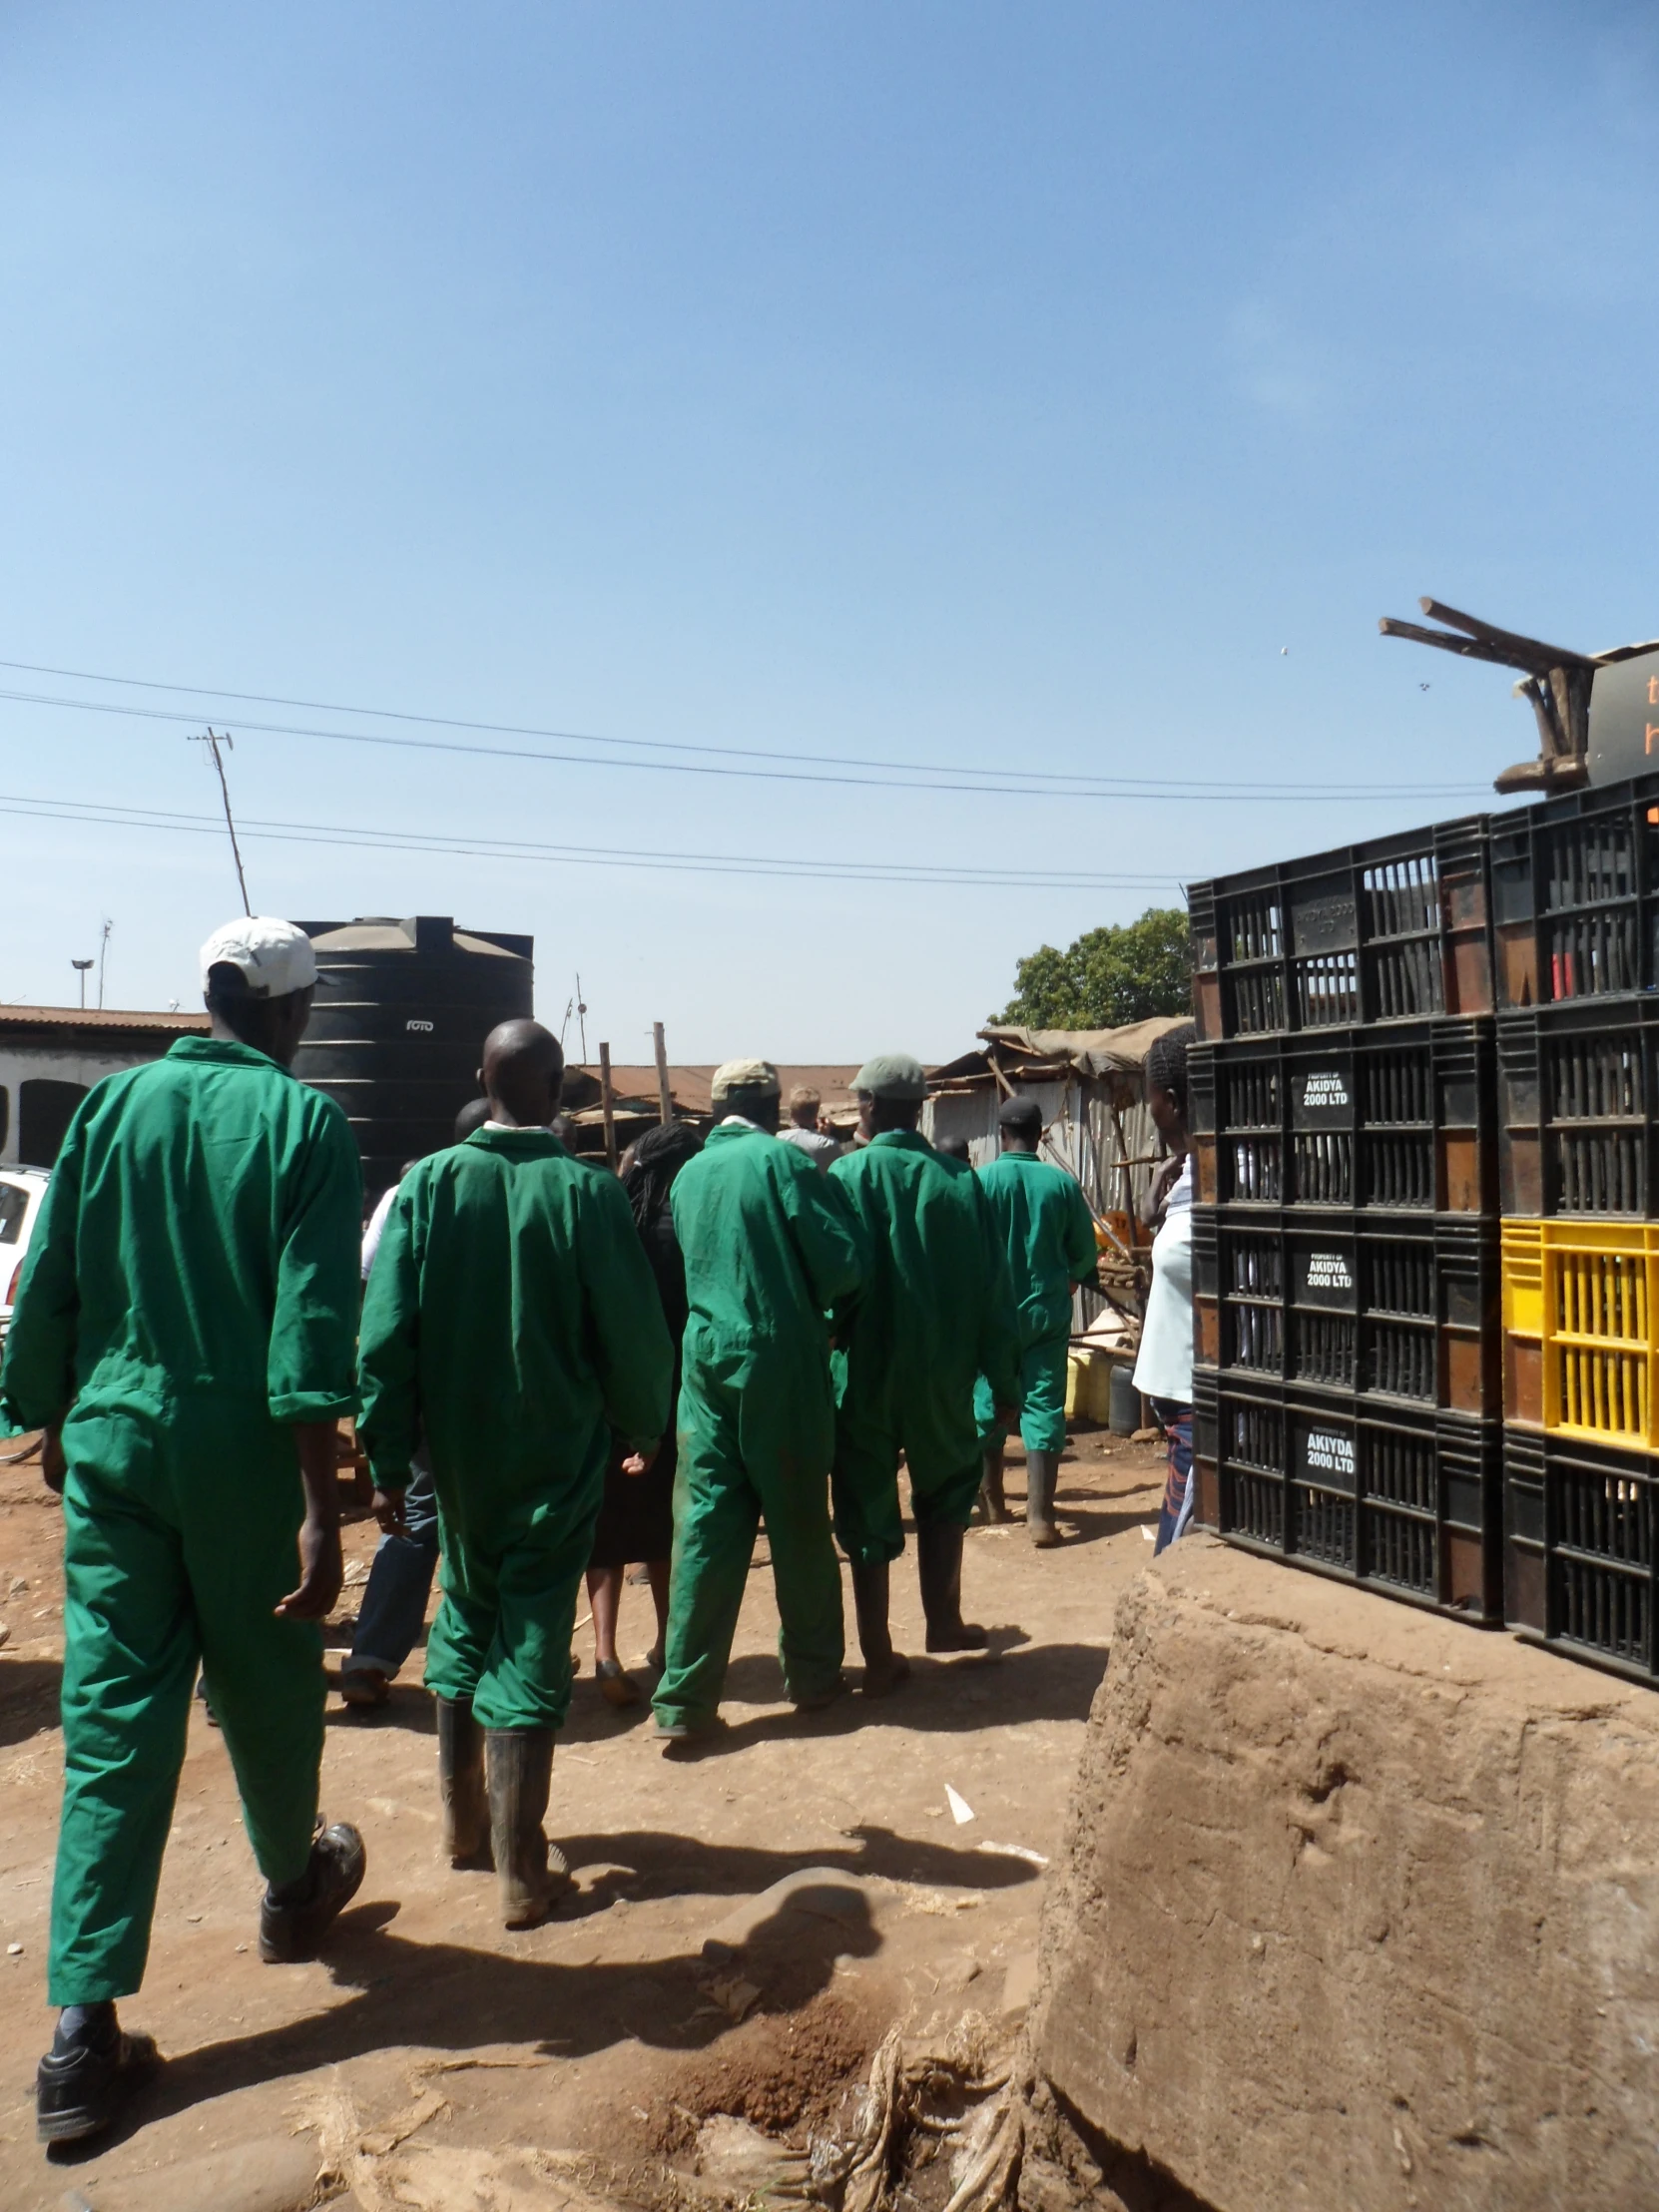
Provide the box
[0,1657,62,1749]
[53,1879,895,2160]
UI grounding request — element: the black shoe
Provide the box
[259,1822,367,1962]
[36,2020,160,2145]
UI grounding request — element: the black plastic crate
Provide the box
[1189,1019,1496,1217]
[1192,1210,1498,1417]
[1189,817,1493,1041]
[1499,997,1659,1217]
[1490,771,1659,1009]
[1503,1427,1658,1685]
[1191,1374,1500,1619]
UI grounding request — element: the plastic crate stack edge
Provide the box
[1488,769,1659,1684]
[1188,808,1504,1624]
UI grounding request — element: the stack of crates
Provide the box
[1493,780,1659,1685]
[1186,818,1507,1622]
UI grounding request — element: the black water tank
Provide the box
[294,916,534,1199]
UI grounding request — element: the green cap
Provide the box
[852,1052,927,1102]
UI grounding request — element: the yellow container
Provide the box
[1065,1355,1087,1420]
[1501,1218,1659,1449]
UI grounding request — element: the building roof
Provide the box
[928,1016,1190,1093]
[0,1005,210,1038]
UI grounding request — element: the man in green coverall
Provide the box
[829,1056,1020,1689]
[652,1058,867,1745]
[974,1093,1100,1546]
[357,1019,672,1927]
[0,917,369,2146]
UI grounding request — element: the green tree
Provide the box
[994,905,1192,1029]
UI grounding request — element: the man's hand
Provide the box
[620,1443,660,1477]
[276,1418,345,1620]
[276,1515,344,1620]
[40,1425,66,1496]
[1141,1153,1184,1230]
[372,1487,409,1536]
[995,1404,1020,1434]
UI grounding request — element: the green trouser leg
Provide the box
[424,1462,602,1733]
[1017,1336,1071,1456]
[971,1373,1001,1450]
[835,1359,985,1566]
[50,1400,323,2005]
[655,1363,843,1728]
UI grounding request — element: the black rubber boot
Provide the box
[485,1729,569,1929]
[437,1697,490,1868]
[977,1442,1009,1524]
[849,1559,910,1696]
[259,1823,367,1962]
[36,2006,160,2145]
[916,1520,989,1652]
[1025,1450,1061,1547]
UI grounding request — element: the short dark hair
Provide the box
[204,959,254,1007]
[998,1094,1043,1136]
[1145,1022,1196,1114]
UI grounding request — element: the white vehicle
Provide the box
[0,1167,51,1346]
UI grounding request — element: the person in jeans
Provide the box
[340,1097,490,1710]
[1134,1024,1196,1552]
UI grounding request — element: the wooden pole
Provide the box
[598,1042,618,1171]
[653,1021,673,1125]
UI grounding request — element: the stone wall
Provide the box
[1027,1538,1659,2212]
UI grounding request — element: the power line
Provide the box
[0,790,1186,891]
[0,660,1491,804]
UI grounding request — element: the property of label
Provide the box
[1301,1072,1350,1109]
[1304,1252,1354,1292]
[1304,1429,1356,1476]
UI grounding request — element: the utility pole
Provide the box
[71,958,93,1010]
[574,974,588,1063]
[97,919,112,1011]
[598,1042,619,1171]
[653,1021,673,1125]
[191,728,252,915]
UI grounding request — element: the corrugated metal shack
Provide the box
[924,1016,1189,1333]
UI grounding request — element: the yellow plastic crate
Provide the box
[1501,1219,1659,1449]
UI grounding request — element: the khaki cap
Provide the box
[712,1057,781,1103]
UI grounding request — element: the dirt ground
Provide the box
[0,1425,1168,2209]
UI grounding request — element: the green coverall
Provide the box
[972,1151,1099,1455]
[0,1037,362,2005]
[653,1123,868,1730]
[830,1133,1020,1563]
[357,1127,673,1733]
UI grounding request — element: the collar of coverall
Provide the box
[168,1035,291,1073]
[467,1123,568,1153]
[865,1128,933,1152]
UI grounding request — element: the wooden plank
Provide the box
[598,1042,619,1171]
[1378,618,1534,668]
[652,1021,673,1125]
[1416,597,1594,672]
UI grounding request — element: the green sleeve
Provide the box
[1064,1180,1099,1284]
[974,1184,1022,1404]
[0,1117,88,1433]
[355,1184,422,1488]
[269,1104,363,1423]
[579,1173,675,1447]
[790,1155,869,1311]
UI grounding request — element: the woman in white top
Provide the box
[1133,1024,1196,1553]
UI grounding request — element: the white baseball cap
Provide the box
[199,916,319,999]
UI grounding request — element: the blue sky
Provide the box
[2,2,1655,1059]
